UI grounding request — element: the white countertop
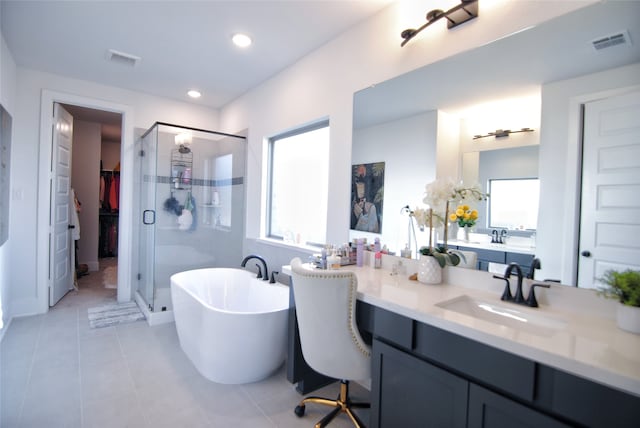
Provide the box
[446,239,536,255]
[284,256,640,397]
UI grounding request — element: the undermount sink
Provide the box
[436,295,567,336]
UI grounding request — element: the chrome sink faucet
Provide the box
[493,262,550,308]
[241,254,269,281]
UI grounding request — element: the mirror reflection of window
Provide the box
[488,178,540,230]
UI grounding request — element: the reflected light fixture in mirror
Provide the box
[473,128,534,140]
[459,94,541,140]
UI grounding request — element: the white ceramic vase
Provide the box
[616,304,640,334]
[456,225,470,242]
[417,255,442,285]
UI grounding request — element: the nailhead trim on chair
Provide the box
[347,275,371,357]
[293,269,371,358]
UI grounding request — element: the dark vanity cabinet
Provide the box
[467,384,571,428]
[453,245,534,272]
[287,285,639,427]
[367,305,639,428]
[373,339,468,427]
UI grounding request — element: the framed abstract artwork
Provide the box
[351,162,384,233]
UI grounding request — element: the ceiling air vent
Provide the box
[591,30,632,51]
[106,49,141,67]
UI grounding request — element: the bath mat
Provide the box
[87,301,145,328]
[103,266,117,289]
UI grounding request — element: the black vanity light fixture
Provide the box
[473,128,534,140]
[400,0,479,47]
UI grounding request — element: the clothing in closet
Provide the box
[99,170,119,257]
[100,171,120,212]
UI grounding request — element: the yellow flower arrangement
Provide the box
[449,204,478,228]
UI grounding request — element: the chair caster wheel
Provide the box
[294,405,306,417]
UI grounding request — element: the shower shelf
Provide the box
[170,149,193,191]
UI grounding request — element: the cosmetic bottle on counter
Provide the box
[320,247,327,270]
[327,250,341,270]
[356,239,364,267]
[400,244,412,259]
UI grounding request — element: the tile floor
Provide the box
[1,258,370,427]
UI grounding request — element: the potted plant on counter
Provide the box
[598,269,640,334]
[411,179,484,284]
[417,244,462,284]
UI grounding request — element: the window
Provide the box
[488,178,539,230]
[267,121,329,246]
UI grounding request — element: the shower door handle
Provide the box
[143,210,156,225]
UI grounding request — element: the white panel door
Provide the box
[50,104,74,306]
[579,91,640,288]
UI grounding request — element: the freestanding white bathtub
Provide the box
[171,268,290,384]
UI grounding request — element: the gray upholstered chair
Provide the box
[290,257,371,428]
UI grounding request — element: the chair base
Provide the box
[294,380,370,428]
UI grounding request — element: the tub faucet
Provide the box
[241,255,269,281]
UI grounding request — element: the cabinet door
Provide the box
[468,384,570,428]
[371,340,468,428]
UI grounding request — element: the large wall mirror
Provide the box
[0,104,12,246]
[351,1,640,284]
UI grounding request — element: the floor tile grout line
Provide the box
[16,314,45,426]
[77,305,85,428]
[239,382,281,427]
[116,321,151,427]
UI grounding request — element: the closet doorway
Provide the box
[60,104,122,300]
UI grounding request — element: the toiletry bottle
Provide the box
[374,237,381,252]
[356,239,364,267]
[401,244,411,259]
[328,250,341,270]
[321,247,327,270]
[374,251,382,269]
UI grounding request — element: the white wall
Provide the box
[538,63,640,284]
[71,119,101,270]
[101,140,121,171]
[352,111,438,252]
[9,68,220,316]
[0,31,17,331]
[219,0,594,269]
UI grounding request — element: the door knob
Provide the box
[581,250,591,257]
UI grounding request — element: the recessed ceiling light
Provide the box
[187,90,201,99]
[232,33,252,48]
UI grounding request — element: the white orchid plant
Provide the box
[410,178,487,267]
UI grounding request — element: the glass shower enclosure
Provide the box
[134,122,246,315]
